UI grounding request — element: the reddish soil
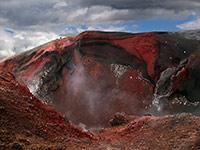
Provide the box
[1,72,200,149]
[0,70,94,150]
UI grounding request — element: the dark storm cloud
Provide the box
[80,0,200,10]
[78,0,200,22]
[0,0,58,28]
[0,0,200,29]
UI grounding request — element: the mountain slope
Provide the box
[0,30,200,149]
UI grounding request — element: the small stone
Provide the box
[109,112,128,126]
[23,130,32,137]
[144,113,152,116]
[0,106,5,110]
[18,138,30,145]
[10,143,23,150]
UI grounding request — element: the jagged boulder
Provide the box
[109,112,129,126]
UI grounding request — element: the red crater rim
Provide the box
[1,30,200,149]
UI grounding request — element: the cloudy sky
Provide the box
[1,0,200,58]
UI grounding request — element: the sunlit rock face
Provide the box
[1,30,200,130]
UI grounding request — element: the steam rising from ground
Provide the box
[25,78,40,96]
[52,63,138,132]
[23,57,200,132]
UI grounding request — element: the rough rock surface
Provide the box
[0,70,94,150]
[1,30,200,149]
[0,74,200,149]
[1,31,200,126]
[109,112,129,126]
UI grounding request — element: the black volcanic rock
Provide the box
[109,112,129,126]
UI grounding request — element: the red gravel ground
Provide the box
[1,69,200,150]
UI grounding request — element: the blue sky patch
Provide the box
[4,29,14,34]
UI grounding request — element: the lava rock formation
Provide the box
[1,30,200,149]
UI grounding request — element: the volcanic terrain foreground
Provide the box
[1,30,200,149]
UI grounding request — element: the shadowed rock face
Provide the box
[1,31,200,130]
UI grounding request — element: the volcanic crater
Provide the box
[1,30,200,149]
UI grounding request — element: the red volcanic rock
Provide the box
[0,70,94,149]
[1,30,200,149]
[109,112,129,126]
[0,73,200,149]
[96,113,200,150]
[111,32,159,78]
[1,31,200,128]
[0,31,159,129]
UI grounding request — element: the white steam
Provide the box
[51,62,139,131]
[111,64,128,85]
[67,64,98,115]
[25,78,40,95]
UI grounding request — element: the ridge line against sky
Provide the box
[0,0,200,58]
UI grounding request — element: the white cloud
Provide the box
[0,24,129,58]
[14,31,58,51]
[85,25,127,32]
[0,29,15,57]
[53,1,68,8]
[132,24,139,29]
[177,17,200,30]
[0,28,59,58]
[57,24,129,38]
